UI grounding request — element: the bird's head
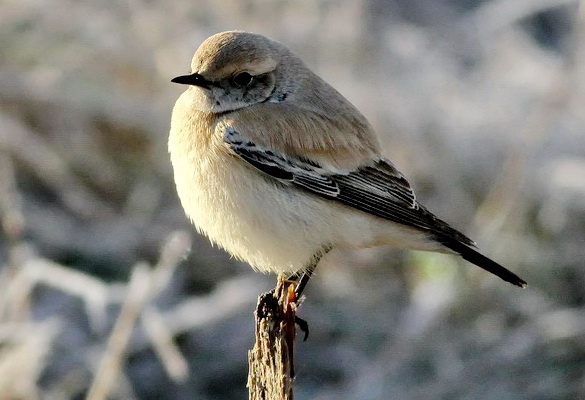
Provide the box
[172,31,301,113]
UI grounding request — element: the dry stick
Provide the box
[86,263,152,400]
[248,275,300,400]
[139,231,191,383]
[141,305,189,382]
[85,231,191,399]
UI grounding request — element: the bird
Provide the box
[169,30,526,294]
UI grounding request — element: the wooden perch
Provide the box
[247,275,302,400]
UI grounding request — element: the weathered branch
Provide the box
[247,275,300,400]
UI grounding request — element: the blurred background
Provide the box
[1,0,585,399]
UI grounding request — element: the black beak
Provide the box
[171,73,211,89]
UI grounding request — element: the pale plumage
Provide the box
[169,31,526,288]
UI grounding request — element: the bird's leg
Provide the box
[287,245,332,298]
[287,268,313,298]
[285,246,332,341]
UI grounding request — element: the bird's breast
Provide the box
[169,116,333,273]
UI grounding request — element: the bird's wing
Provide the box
[224,127,470,241]
[223,128,527,287]
[223,127,527,288]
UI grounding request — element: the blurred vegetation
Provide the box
[1,0,584,399]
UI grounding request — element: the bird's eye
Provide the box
[232,72,253,87]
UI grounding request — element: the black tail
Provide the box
[440,239,527,288]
